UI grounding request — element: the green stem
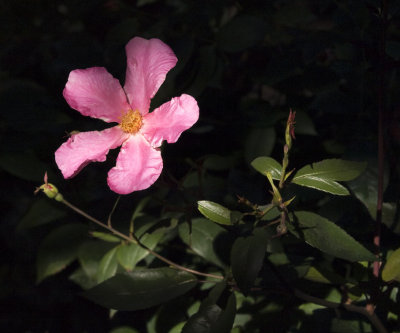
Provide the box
[61,198,224,281]
[279,146,289,189]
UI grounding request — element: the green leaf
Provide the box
[0,151,50,182]
[129,197,150,226]
[97,246,119,283]
[348,162,400,233]
[109,327,140,333]
[117,231,164,271]
[295,111,317,136]
[303,266,347,285]
[244,127,276,165]
[18,198,66,231]
[91,231,121,243]
[36,224,88,283]
[182,282,236,333]
[179,218,228,268]
[292,159,367,195]
[251,157,282,180]
[83,268,197,311]
[198,201,231,225]
[382,248,400,282]
[230,228,269,292]
[289,211,375,262]
[77,241,116,287]
[203,154,237,171]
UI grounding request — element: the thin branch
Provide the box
[374,0,388,279]
[293,289,388,333]
[266,260,388,333]
[61,199,224,281]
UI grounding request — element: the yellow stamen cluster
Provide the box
[120,110,143,134]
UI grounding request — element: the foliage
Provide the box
[2,0,400,332]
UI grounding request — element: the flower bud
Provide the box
[35,172,64,202]
[285,109,296,149]
[38,183,64,201]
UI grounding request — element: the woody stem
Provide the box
[61,198,224,281]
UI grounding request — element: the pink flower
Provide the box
[55,37,199,194]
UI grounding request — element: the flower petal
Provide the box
[55,126,128,178]
[107,134,163,194]
[124,37,177,115]
[64,67,130,123]
[141,94,199,147]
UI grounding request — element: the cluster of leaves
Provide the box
[2,0,400,332]
[30,119,399,333]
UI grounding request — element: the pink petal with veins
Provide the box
[107,134,163,194]
[141,94,199,147]
[55,126,128,178]
[63,67,130,123]
[124,37,177,115]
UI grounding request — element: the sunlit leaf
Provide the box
[198,201,231,225]
[292,159,367,195]
[251,157,282,180]
[83,268,197,311]
[382,248,400,282]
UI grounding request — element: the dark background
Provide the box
[1,0,400,332]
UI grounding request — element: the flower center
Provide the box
[120,110,143,134]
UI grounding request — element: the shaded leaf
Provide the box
[37,224,88,283]
[83,268,197,311]
[292,159,367,195]
[129,197,150,226]
[198,201,231,225]
[218,15,267,53]
[109,327,140,333]
[203,154,237,171]
[245,127,276,165]
[77,241,116,287]
[289,211,375,262]
[295,111,317,136]
[97,246,119,283]
[0,151,51,181]
[382,248,400,282]
[251,157,282,180]
[348,162,399,233]
[179,218,228,268]
[230,228,269,292]
[18,198,66,231]
[182,282,236,333]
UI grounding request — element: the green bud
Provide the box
[35,172,64,202]
[39,183,63,201]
